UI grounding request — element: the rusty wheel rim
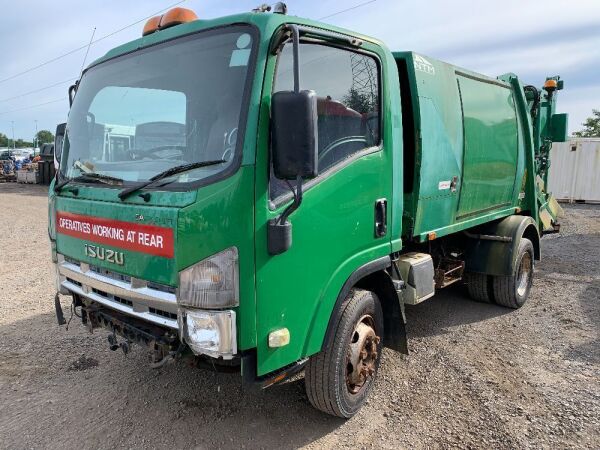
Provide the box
[346,314,381,395]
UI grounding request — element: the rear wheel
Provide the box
[305,289,383,418]
[493,238,534,309]
[465,272,492,303]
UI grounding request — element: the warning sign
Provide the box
[56,211,174,258]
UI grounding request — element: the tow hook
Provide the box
[107,332,131,355]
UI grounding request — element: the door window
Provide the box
[271,43,380,200]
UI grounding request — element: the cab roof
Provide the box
[89,11,386,69]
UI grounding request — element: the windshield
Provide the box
[61,26,255,186]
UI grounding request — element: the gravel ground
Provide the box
[0,183,598,449]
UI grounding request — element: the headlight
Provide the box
[179,309,236,359]
[178,247,239,308]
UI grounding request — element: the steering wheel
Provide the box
[129,145,186,160]
[318,136,369,165]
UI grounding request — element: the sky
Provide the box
[1,0,599,142]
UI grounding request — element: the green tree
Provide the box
[573,109,600,137]
[35,129,54,145]
[342,87,376,114]
[0,133,8,148]
[15,139,33,148]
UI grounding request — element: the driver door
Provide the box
[254,39,393,376]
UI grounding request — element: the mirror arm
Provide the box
[68,80,79,107]
[276,23,302,226]
[279,175,303,224]
[290,24,300,93]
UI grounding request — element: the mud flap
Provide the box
[54,293,67,326]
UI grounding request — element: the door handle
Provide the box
[374,198,387,238]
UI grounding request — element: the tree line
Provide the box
[572,109,600,137]
[0,130,54,148]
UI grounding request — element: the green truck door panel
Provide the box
[457,75,519,218]
[254,39,394,376]
[255,155,392,375]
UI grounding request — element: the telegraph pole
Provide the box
[11,121,15,150]
[34,119,38,148]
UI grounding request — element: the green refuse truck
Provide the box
[49,6,568,417]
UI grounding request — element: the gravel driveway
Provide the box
[0,183,598,449]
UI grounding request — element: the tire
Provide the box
[465,272,493,303]
[305,289,384,418]
[492,238,534,309]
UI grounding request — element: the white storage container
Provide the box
[549,138,600,203]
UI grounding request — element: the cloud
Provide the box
[0,0,597,140]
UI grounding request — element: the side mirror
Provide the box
[54,123,66,170]
[271,90,318,180]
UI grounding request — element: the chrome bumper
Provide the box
[57,255,178,329]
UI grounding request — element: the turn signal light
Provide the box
[142,7,198,36]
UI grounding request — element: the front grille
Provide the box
[149,307,177,320]
[147,281,176,294]
[58,255,178,329]
[114,295,133,307]
[65,256,80,266]
[66,277,82,287]
[89,264,131,283]
[92,288,108,297]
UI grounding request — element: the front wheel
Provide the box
[305,289,383,418]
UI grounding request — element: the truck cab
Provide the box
[49,6,567,418]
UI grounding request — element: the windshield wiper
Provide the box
[76,172,124,184]
[54,176,72,192]
[54,172,124,193]
[118,159,226,201]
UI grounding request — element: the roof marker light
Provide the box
[142,16,162,36]
[142,7,198,37]
[159,7,198,30]
[544,79,558,92]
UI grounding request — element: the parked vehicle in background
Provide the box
[37,143,56,185]
[48,6,568,418]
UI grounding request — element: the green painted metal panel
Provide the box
[393,52,521,242]
[55,195,179,286]
[177,166,257,350]
[253,37,398,376]
[456,75,518,218]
